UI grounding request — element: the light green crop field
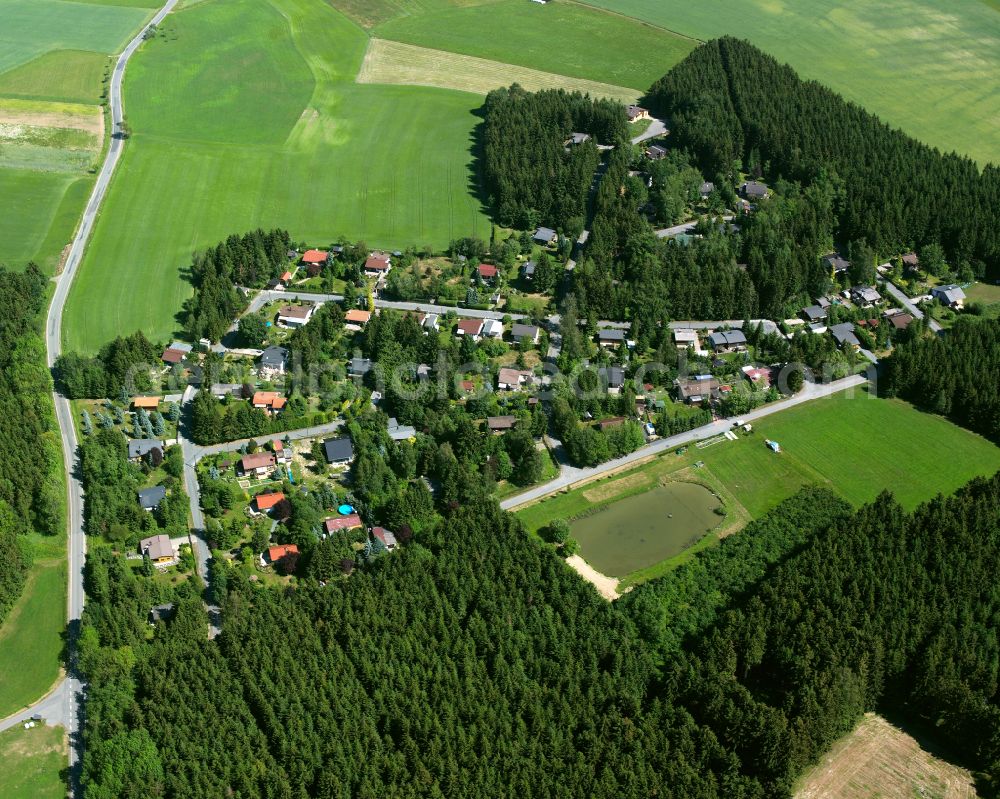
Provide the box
[0,724,67,799]
[0,50,109,104]
[0,170,89,270]
[373,0,696,90]
[0,557,66,718]
[519,393,1000,543]
[63,0,493,352]
[578,0,1000,165]
[0,0,152,74]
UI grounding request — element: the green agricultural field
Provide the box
[518,393,1000,581]
[373,0,696,90]
[0,50,109,105]
[0,169,89,270]
[0,724,67,799]
[578,0,1000,165]
[63,0,493,352]
[0,556,66,718]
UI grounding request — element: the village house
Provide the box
[323,436,354,466]
[739,180,769,200]
[521,260,536,280]
[645,143,668,161]
[418,313,439,333]
[301,249,327,266]
[675,376,720,405]
[161,345,186,365]
[497,367,532,391]
[132,396,160,411]
[128,439,163,462]
[626,105,649,122]
[364,253,392,278]
[264,543,299,567]
[344,309,372,331]
[741,365,772,387]
[487,415,517,433]
[886,311,914,331]
[566,131,591,147]
[481,318,504,339]
[850,286,882,307]
[597,328,626,347]
[371,526,398,550]
[137,485,166,511]
[699,181,715,199]
[830,322,861,350]
[251,491,286,516]
[272,439,292,464]
[598,416,625,432]
[509,323,541,345]
[277,304,315,328]
[533,226,557,246]
[325,514,362,534]
[931,284,966,309]
[901,252,920,273]
[708,329,748,353]
[258,346,289,377]
[673,328,699,349]
[801,305,828,323]
[266,276,287,291]
[822,253,851,275]
[252,391,286,415]
[239,451,276,477]
[348,358,372,379]
[387,417,416,441]
[477,263,498,283]
[456,318,484,340]
[211,383,243,400]
[139,534,173,564]
[599,366,626,395]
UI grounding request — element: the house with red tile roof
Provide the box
[301,249,327,264]
[239,452,276,477]
[267,544,299,563]
[477,263,498,282]
[252,391,287,414]
[252,491,286,514]
[456,318,484,339]
[325,514,362,534]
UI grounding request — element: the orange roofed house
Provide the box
[252,391,287,415]
[252,491,286,516]
[301,249,327,265]
[132,396,160,410]
[344,309,372,330]
[266,543,299,565]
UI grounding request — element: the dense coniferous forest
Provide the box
[54,330,161,399]
[482,86,628,234]
[882,318,1000,443]
[0,265,64,622]
[650,37,1000,277]
[79,468,1000,797]
[185,229,292,343]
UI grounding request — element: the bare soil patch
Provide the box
[795,713,978,799]
[565,554,620,601]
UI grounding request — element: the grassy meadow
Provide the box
[518,393,1000,583]
[372,0,696,90]
[0,0,154,273]
[63,0,494,352]
[0,547,66,718]
[0,724,67,799]
[578,0,1000,165]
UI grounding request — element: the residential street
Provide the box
[33,0,178,785]
[500,373,870,510]
[879,274,942,333]
[247,290,529,321]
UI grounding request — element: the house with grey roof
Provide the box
[739,180,769,200]
[137,485,167,511]
[521,260,536,280]
[258,346,289,376]
[822,253,851,274]
[850,286,882,307]
[349,357,373,378]
[699,181,715,198]
[510,323,540,344]
[645,144,668,161]
[802,305,828,323]
[597,328,626,347]
[323,436,354,465]
[599,366,626,394]
[128,439,163,461]
[707,329,747,352]
[533,227,557,245]
[387,418,416,441]
[931,284,966,308]
[830,322,861,350]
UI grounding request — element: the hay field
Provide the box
[358,39,640,103]
[795,713,977,799]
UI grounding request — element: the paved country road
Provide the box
[19,0,178,788]
[500,373,870,510]
[879,272,942,333]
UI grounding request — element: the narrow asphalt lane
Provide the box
[500,373,870,510]
[879,274,942,333]
[631,117,668,145]
[37,0,178,785]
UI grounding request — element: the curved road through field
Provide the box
[7,0,178,789]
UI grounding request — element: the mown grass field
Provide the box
[578,0,1000,165]
[0,724,67,799]
[372,0,695,90]
[0,550,66,718]
[359,39,640,103]
[0,0,153,273]
[518,394,1000,582]
[63,0,494,352]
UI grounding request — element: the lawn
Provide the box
[62,0,493,352]
[0,556,66,718]
[966,281,1000,306]
[372,0,695,90]
[358,39,640,103]
[0,724,67,799]
[577,0,1000,165]
[518,393,1000,582]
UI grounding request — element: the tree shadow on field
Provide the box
[466,105,493,233]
